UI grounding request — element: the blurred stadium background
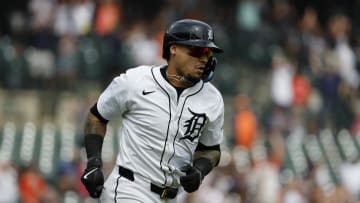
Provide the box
[1,0,360,202]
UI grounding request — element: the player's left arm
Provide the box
[192,142,220,180]
[180,95,223,193]
[180,142,221,193]
[192,93,224,174]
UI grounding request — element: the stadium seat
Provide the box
[19,122,37,165]
[0,121,17,162]
[284,133,308,176]
[318,129,342,184]
[336,129,358,161]
[59,123,76,162]
[39,122,57,180]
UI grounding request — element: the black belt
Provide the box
[118,165,134,181]
[150,183,178,199]
[118,166,178,199]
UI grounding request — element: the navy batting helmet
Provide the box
[162,19,223,60]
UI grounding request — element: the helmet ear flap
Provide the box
[162,34,170,60]
[162,34,178,60]
[202,56,217,82]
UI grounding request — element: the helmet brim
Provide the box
[174,40,224,53]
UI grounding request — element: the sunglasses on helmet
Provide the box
[186,46,213,58]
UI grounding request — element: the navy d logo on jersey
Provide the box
[180,108,207,142]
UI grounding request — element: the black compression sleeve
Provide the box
[195,142,220,151]
[195,143,221,166]
[85,134,104,160]
[90,103,109,124]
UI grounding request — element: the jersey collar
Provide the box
[152,65,204,96]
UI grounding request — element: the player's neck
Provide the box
[165,67,193,88]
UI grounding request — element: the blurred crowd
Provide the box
[2,0,360,202]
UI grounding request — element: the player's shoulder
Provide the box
[202,82,224,103]
[203,82,222,97]
[123,65,153,77]
[114,65,153,82]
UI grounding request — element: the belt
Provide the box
[150,183,178,199]
[118,166,178,199]
[118,165,134,181]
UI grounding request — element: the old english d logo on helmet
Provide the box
[207,29,213,40]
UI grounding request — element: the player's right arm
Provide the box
[80,70,133,198]
[81,103,109,198]
[84,107,107,137]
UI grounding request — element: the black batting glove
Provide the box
[180,165,203,193]
[180,158,213,193]
[81,157,104,198]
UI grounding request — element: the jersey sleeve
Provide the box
[199,97,224,146]
[96,73,132,120]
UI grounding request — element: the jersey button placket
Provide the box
[162,117,177,175]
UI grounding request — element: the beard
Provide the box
[183,74,201,84]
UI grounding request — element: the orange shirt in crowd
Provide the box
[235,110,257,149]
[19,169,47,203]
[292,74,311,107]
[95,2,121,36]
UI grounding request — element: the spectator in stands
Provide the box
[18,165,47,203]
[0,159,19,203]
[234,94,257,150]
[292,68,311,108]
[57,160,78,195]
[2,40,29,89]
[292,67,312,131]
[311,12,358,130]
[327,13,359,90]
[316,50,342,129]
[249,143,281,203]
[94,0,120,36]
[270,52,294,109]
[28,0,56,50]
[351,101,360,136]
[56,34,78,90]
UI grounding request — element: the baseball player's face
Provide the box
[171,45,212,82]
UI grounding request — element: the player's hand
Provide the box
[81,157,104,198]
[180,165,203,193]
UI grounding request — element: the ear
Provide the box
[169,44,177,56]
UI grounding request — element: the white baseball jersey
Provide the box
[97,65,224,187]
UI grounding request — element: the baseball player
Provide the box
[80,19,224,203]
